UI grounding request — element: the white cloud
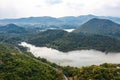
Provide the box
[0,0,120,19]
[20,42,120,67]
[45,0,62,5]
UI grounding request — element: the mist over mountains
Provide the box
[1,0,120,79]
[1,17,120,52]
[1,15,120,79]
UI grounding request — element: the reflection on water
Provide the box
[20,42,120,67]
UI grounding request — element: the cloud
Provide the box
[94,0,120,17]
[45,0,62,5]
[0,0,120,19]
[20,42,120,67]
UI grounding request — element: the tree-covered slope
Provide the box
[0,43,63,80]
[28,30,120,52]
[73,18,120,37]
[0,24,27,34]
[77,63,120,80]
[28,29,67,46]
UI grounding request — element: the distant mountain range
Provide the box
[0,15,120,26]
[73,18,120,37]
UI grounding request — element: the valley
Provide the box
[20,42,120,67]
[1,15,120,79]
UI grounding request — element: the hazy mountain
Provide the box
[0,15,120,28]
[73,18,120,37]
[0,16,61,24]
[59,14,120,25]
[0,24,26,34]
[59,14,96,25]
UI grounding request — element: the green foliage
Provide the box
[1,23,120,53]
[28,29,67,46]
[0,24,26,34]
[77,63,120,80]
[28,30,120,52]
[73,18,120,37]
[0,43,62,80]
[61,66,79,77]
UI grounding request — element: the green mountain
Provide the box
[1,23,120,53]
[73,18,120,37]
[0,43,64,80]
[28,29,67,46]
[0,24,26,34]
[28,30,120,52]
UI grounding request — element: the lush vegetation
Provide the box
[28,30,120,52]
[77,63,120,80]
[0,43,64,80]
[1,22,120,80]
[49,62,120,80]
[37,57,120,80]
[0,24,26,34]
[73,18,120,37]
[1,23,120,53]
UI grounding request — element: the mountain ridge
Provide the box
[73,18,120,37]
[0,14,120,25]
[0,23,26,34]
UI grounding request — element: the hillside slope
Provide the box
[73,18,120,37]
[0,43,63,80]
[77,63,120,79]
[28,30,120,52]
[0,24,26,34]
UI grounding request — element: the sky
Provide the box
[0,0,120,19]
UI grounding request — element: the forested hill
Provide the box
[1,23,120,53]
[0,43,64,80]
[0,24,26,34]
[28,30,120,52]
[73,18,120,37]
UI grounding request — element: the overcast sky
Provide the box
[0,0,120,19]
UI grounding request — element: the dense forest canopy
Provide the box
[0,43,64,80]
[28,30,120,52]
